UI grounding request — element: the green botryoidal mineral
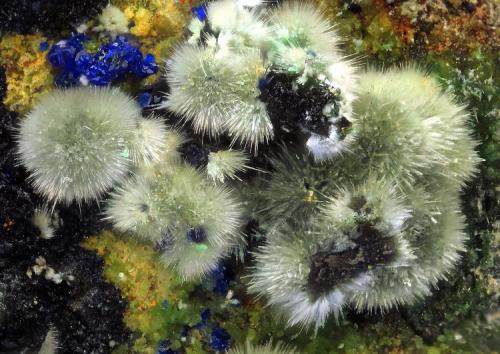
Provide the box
[249,67,480,330]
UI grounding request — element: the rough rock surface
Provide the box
[0,0,107,34]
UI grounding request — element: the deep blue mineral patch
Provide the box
[186,227,207,243]
[194,309,211,329]
[48,34,158,87]
[209,327,231,352]
[191,5,208,21]
[138,92,152,108]
[212,264,232,295]
[258,76,271,93]
[38,41,49,52]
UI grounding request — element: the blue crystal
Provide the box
[209,327,231,352]
[186,227,207,243]
[160,299,170,309]
[67,33,87,48]
[201,309,211,322]
[191,5,207,21]
[138,92,152,108]
[39,41,49,52]
[48,42,79,68]
[74,50,91,66]
[47,34,158,87]
[212,264,231,295]
[144,53,155,64]
[180,326,189,338]
[195,309,211,329]
[258,76,270,92]
[48,34,86,69]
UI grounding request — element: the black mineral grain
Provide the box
[258,72,338,148]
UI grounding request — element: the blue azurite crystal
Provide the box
[47,35,88,86]
[191,5,207,21]
[39,41,49,52]
[84,36,158,85]
[138,92,152,108]
[194,309,211,329]
[209,327,231,352]
[212,264,231,295]
[140,53,157,76]
[180,326,189,338]
[186,227,207,243]
[48,34,86,69]
[160,299,170,309]
[47,34,158,87]
[258,76,271,93]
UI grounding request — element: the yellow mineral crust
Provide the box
[0,34,54,114]
[113,0,195,62]
[82,231,192,345]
